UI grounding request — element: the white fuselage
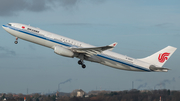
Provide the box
[2,23,152,72]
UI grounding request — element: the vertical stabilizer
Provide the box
[138,46,177,67]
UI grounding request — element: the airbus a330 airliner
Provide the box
[2,23,177,72]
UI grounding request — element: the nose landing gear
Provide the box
[14,37,18,44]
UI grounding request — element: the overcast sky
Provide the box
[0,0,180,94]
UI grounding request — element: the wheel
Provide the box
[78,60,82,65]
[14,41,18,44]
[82,64,86,69]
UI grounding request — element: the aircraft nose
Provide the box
[2,25,8,32]
[2,25,6,29]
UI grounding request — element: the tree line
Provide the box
[1,89,180,101]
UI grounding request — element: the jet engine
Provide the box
[54,46,74,58]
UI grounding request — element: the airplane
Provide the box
[2,23,177,72]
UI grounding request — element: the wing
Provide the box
[71,42,117,56]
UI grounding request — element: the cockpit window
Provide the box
[8,24,12,26]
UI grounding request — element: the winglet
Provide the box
[109,42,118,51]
[109,42,118,47]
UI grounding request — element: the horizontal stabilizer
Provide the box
[149,65,169,72]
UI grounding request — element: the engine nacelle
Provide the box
[54,46,74,58]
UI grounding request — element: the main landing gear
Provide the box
[78,54,86,69]
[78,60,86,69]
[14,37,18,44]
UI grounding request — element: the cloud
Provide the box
[0,46,16,57]
[154,23,173,28]
[54,0,106,7]
[0,0,50,16]
[0,0,65,16]
[27,0,51,12]
[0,0,54,16]
[0,0,28,16]
[55,0,79,8]
[90,0,106,4]
[0,0,106,16]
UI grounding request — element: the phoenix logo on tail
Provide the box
[158,52,170,63]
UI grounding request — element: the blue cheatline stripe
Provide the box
[97,54,151,72]
[3,25,72,47]
[3,25,151,72]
